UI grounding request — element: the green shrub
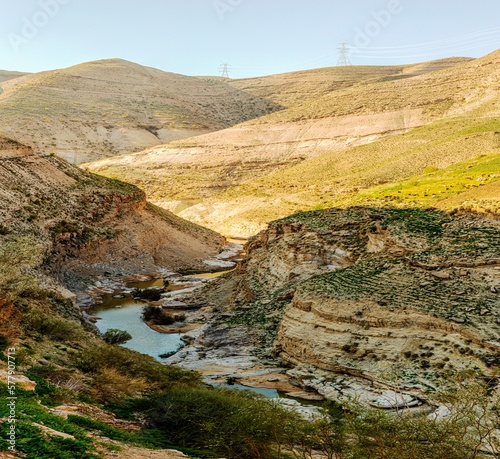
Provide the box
[25,313,82,342]
[144,387,300,459]
[423,165,440,174]
[141,305,175,325]
[102,329,132,345]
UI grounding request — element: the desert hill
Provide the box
[0,59,280,164]
[0,70,30,84]
[85,52,499,236]
[227,57,472,108]
[0,136,224,289]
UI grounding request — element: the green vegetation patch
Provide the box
[335,153,500,212]
[0,383,99,459]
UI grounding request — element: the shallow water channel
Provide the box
[91,272,231,360]
[90,270,324,408]
[92,294,183,360]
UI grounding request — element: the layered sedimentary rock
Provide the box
[199,207,499,396]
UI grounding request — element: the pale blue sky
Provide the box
[2,0,500,77]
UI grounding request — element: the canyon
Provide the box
[0,51,499,458]
[172,207,499,406]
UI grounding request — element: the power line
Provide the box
[218,63,231,78]
[337,42,352,66]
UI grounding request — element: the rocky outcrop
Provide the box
[278,290,498,388]
[0,154,224,291]
[195,207,499,400]
[0,136,33,156]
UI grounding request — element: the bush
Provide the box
[90,368,149,402]
[52,220,79,234]
[423,165,440,174]
[145,387,301,459]
[132,288,163,301]
[25,313,82,342]
[102,329,132,345]
[142,305,175,325]
[71,344,201,391]
[24,367,81,407]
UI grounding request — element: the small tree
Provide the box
[142,305,176,325]
[102,329,132,345]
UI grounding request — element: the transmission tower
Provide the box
[218,63,231,78]
[337,42,352,66]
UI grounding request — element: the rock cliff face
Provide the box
[0,149,224,290]
[201,207,499,397]
[0,135,33,156]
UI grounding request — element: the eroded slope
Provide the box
[0,148,224,289]
[192,207,499,400]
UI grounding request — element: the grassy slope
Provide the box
[228,58,472,109]
[85,54,498,236]
[246,55,488,125]
[228,65,406,108]
[331,153,500,213]
[177,112,500,234]
[0,288,207,458]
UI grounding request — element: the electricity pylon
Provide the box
[219,63,231,78]
[337,42,352,66]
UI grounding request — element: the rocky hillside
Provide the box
[0,136,33,156]
[85,54,499,236]
[0,70,29,85]
[0,59,280,164]
[0,140,224,290]
[193,207,499,401]
[227,57,471,108]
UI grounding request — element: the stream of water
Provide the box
[91,270,232,360]
[92,291,183,360]
[90,276,324,409]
